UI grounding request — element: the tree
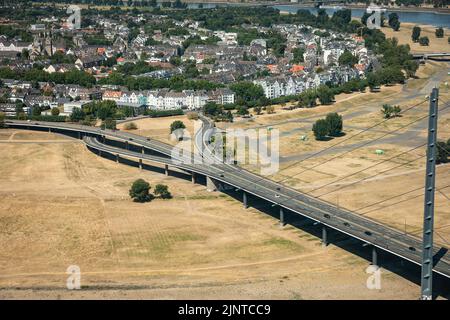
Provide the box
[203,102,223,117]
[170,120,186,133]
[230,82,265,106]
[32,105,42,117]
[388,13,400,31]
[51,107,60,116]
[338,50,358,67]
[325,113,343,136]
[412,26,421,42]
[298,89,317,108]
[312,119,329,141]
[129,179,153,202]
[102,118,116,130]
[367,73,381,91]
[404,60,419,78]
[236,105,249,116]
[435,27,444,38]
[15,103,24,115]
[317,85,335,105]
[170,120,186,141]
[70,107,85,122]
[253,106,262,115]
[291,47,305,63]
[419,36,429,46]
[154,184,172,199]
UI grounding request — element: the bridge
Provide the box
[5,118,450,285]
[412,52,450,61]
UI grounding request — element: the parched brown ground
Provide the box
[0,130,426,299]
[381,23,449,54]
[117,115,197,146]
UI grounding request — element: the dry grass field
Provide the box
[0,130,430,299]
[117,115,197,146]
[381,23,449,54]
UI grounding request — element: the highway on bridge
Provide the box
[5,119,450,280]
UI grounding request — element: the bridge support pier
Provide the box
[191,172,196,184]
[279,207,285,227]
[78,132,81,139]
[48,128,51,133]
[116,154,120,164]
[98,150,102,157]
[125,141,129,150]
[141,147,145,154]
[138,159,142,170]
[164,164,169,176]
[372,246,378,267]
[243,191,248,209]
[206,176,217,192]
[322,225,328,247]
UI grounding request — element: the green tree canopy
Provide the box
[129,179,153,203]
[412,26,421,42]
[154,184,172,199]
[312,119,329,141]
[338,50,358,67]
[325,113,343,136]
[170,120,186,133]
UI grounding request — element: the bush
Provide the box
[129,179,154,202]
[124,122,138,130]
[381,104,401,119]
[102,118,116,130]
[170,120,186,133]
[154,184,172,199]
[51,107,60,116]
[435,27,444,38]
[325,113,343,136]
[312,119,329,141]
[419,36,429,46]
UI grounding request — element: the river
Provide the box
[185,3,450,28]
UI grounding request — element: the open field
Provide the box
[381,23,450,54]
[0,130,431,299]
[117,115,197,146]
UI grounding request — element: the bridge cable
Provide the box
[275,98,429,183]
[313,138,450,198]
[306,142,427,195]
[307,143,450,198]
[358,185,449,216]
[278,99,448,184]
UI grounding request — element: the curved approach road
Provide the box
[5,119,450,280]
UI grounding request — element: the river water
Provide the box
[185,3,450,28]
